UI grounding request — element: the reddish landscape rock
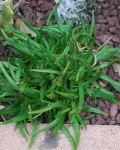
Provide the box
[113,73,120,82]
[98,101,106,109]
[110,104,118,118]
[114,92,120,101]
[109,27,117,34]
[106,118,116,125]
[101,24,109,32]
[103,108,110,119]
[84,120,90,125]
[111,35,120,43]
[38,0,44,6]
[110,9,118,16]
[96,35,110,43]
[107,68,114,78]
[96,114,106,125]
[116,114,120,124]
[80,111,87,117]
[41,2,53,13]
[91,118,96,124]
[105,101,111,109]
[102,10,109,17]
[31,0,38,7]
[107,17,116,26]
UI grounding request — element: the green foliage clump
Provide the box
[0,11,120,150]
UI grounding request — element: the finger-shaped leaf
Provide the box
[29,119,38,148]
[72,117,80,146]
[52,115,65,136]
[62,125,76,150]
[78,83,84,110]
[76,113,87,130]
[33,116,62,134]
[19,122,28,139]
[83,106,106,115]
[0,62,18,89]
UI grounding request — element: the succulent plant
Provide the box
[0,0,13,35]
[55,0,89,25]
[55,0,98,25]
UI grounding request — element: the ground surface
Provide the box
[95,0,120,47]
[1,124,120,150]
[0,0,120,125]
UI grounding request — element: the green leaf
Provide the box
[55,46,70,63]
[30,69,60,75]
[76,66,85,81]
[83,106,106,115]
[29,119,38,148]
[78,82,84,110]
[0,75,16,93]
[0,62,18,89]
[53,8,64,34]
[84,72,102,86]
[24,121,29,135]
[1,114,27,124]
[62,125,76,150]
[97,46,120,61]
[93,90,120,105]
[100,74,120,92]
[15,64,21,84]
[93,62,113,71]
[8,62,16,81]
[28,102,67,114]
[33,116,62,134]
[55,91,77,98]
[19,122,28,139]
[72,117,80,146]
[83,114,95,120]
[52,115,65,136]
[28,105,33,123]
[76,113,87,130]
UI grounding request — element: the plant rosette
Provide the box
[0,10,120,150]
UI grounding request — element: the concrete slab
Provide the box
[0,124,120,150]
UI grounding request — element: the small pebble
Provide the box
[116,114,120,124]
[96,114,106,125]
[80,111,86,117]
[84,120,90,125]
[106,118,116,125]
[91,118,96,124]
[110,104,118,118]
[103,108,109,119]
[98,101,106,109]
[105,101,111,109]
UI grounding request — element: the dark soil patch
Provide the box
[0,0,120,125]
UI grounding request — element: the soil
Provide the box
[0,0,120,125]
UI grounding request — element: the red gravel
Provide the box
[95,0,120,47]
[14,0,55,27]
